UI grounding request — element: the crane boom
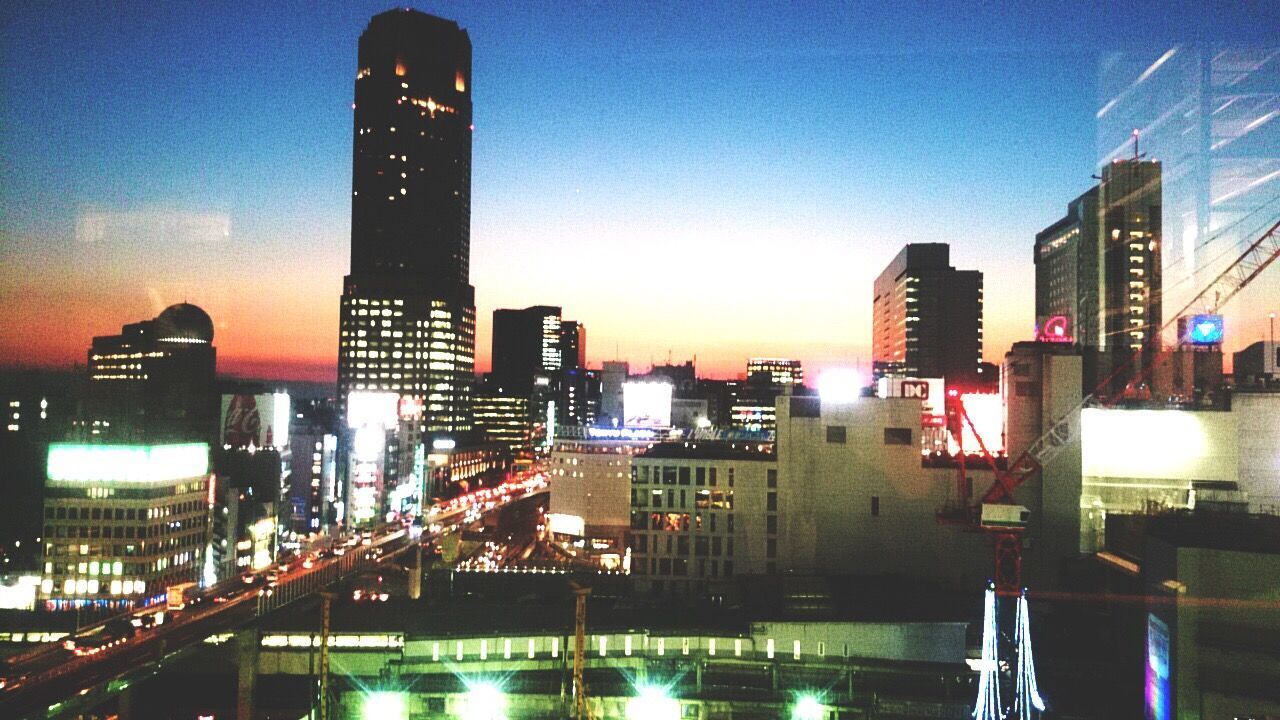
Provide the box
[986,218,1280,505]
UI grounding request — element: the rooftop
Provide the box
[637,441,775,462]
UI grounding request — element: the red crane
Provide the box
[941,218,1280,594]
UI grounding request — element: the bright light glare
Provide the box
[47,443,209,483]
[362,691,407,720]
[793,695,826,720]
[626,685,680,720]
[817,369,861,403]
[462,680,508,720]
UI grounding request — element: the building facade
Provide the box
[747,358,803,387]
[872,244,983,387]
[39,443,212,609]
[84,303,218,444]
[1034,159,1163,393]
[629,443,776,596]
[490,306,562,394]
[337,9,476,435]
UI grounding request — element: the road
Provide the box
[0,472,548,719]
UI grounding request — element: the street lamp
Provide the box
[626,684,680,720]
[362,691,407,720]
[792,694,827,720]
[461,680,508,720]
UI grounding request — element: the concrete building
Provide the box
[598,361,629,426]
[39,442,212,609]
[630,442,776,596]
[1104,512,1280,719]
[84,303,219,444]
[1234,339,1279,384]
[548,434,653,561]
[872,243,984,387]
[490,306,562,394]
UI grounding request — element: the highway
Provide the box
[0,472,548,719]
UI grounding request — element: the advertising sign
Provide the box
[1145,614,1171,720]
[220,393,290,448]
[346,391,399,429]
[1035,315,1073,343]
[1179,314,1223,346]
[876,377,945,422]
[623,382,672,428]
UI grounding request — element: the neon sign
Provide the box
[1182,314,1223,346]
[1036,315,1073,343]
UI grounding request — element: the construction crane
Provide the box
[941,218,1280,594]
[570,582,592,720]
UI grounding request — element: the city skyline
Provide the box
[3,2,1277,382]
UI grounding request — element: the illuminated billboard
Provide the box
[1036,315,1073,343]
[876,377,945,418]
[623,382,672,428]
[1179,313,1223,346]
[547,513,585,537]
[220,392,290,448]
[48,443,209,483]
[1145,614,1170,720]
[347,391,399,429]
[1081,408,1236,481]
[947,393,1004,454]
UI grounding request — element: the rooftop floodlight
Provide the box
[462,680,508,720]
[362,691,407,720]
[626,684,680,720]
[817,368,862,404]
[792,694,826,720]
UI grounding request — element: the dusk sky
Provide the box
[2,1,1276,383]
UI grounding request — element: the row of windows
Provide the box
[45,500,204,521]
[630,512,736,533]
[631,488,735,511]
[632,465,738,487]
[633,557,734,578]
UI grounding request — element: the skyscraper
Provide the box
[872,244,984,387]
[337,9,476,433]
[490,306,563,394]
[84,303,218,443]
[1035,158,1162,391]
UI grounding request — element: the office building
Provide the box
[560,320,586,371]
[548,433,655,568]
[872,244,983,387]
[39,443,213,609]
[1035,158,1162,393]
[84,303,218,443]
[337,9,476,434]
[747,358,803,387]
[630,443,777,596]
[490,306,562,394]
[598,361,629,426]
[1233,340,1279,385]
[472,388,531,456]
[288,399,339,533]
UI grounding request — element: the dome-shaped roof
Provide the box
[154,303,214,344]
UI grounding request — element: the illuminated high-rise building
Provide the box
[337,9,475,433]
[490,306,563,394]
[84,303,218,443]
[872,244,983,387]
[39,443,213,609]
[747,358,803,387]
[1035,158,1162,392]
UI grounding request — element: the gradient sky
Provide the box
[2,2,1277,383]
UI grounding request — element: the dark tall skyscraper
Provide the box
[1035,158,1162,391]
[337,9,475,432]
[490,306,562,394]
[872,243,983,387]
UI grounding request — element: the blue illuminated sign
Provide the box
[1184,314,1224,345]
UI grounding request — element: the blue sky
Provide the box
[2,1,1276,379]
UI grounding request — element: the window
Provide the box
[695,537,708,556]
[709,467,717,486]
[678,467,691,485]
[767,515,778,534]
[871,496,880,517]
[884,427,913,445]
[826,425,847,443]
[696,467,706,485]
[767,469,777,488]
[790,396,820,418]
[767,538,777,558]
[663,467,677,485]
[767,492,777,512]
